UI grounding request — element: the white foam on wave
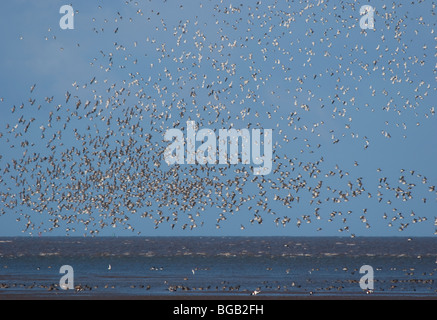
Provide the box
[38,252,59,256]
[218,252,236,257]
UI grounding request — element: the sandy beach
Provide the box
[2,292,436,300]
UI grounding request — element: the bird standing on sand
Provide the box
[251,290,261,296]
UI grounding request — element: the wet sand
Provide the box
[1,292,436,300]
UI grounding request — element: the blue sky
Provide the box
[0,1,436,237]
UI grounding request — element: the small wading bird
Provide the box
[251,290,261,296]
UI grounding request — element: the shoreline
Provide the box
[1,292,436,300]
[2,296,436,300]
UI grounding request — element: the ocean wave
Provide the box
[138,252,156,257]
[218,253,236,257]
[38,252,60,256]
[323,253,340,256]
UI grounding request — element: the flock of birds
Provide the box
[0,0,436,236]
[1,265,435,295]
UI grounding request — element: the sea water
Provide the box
[0,237,435,298]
